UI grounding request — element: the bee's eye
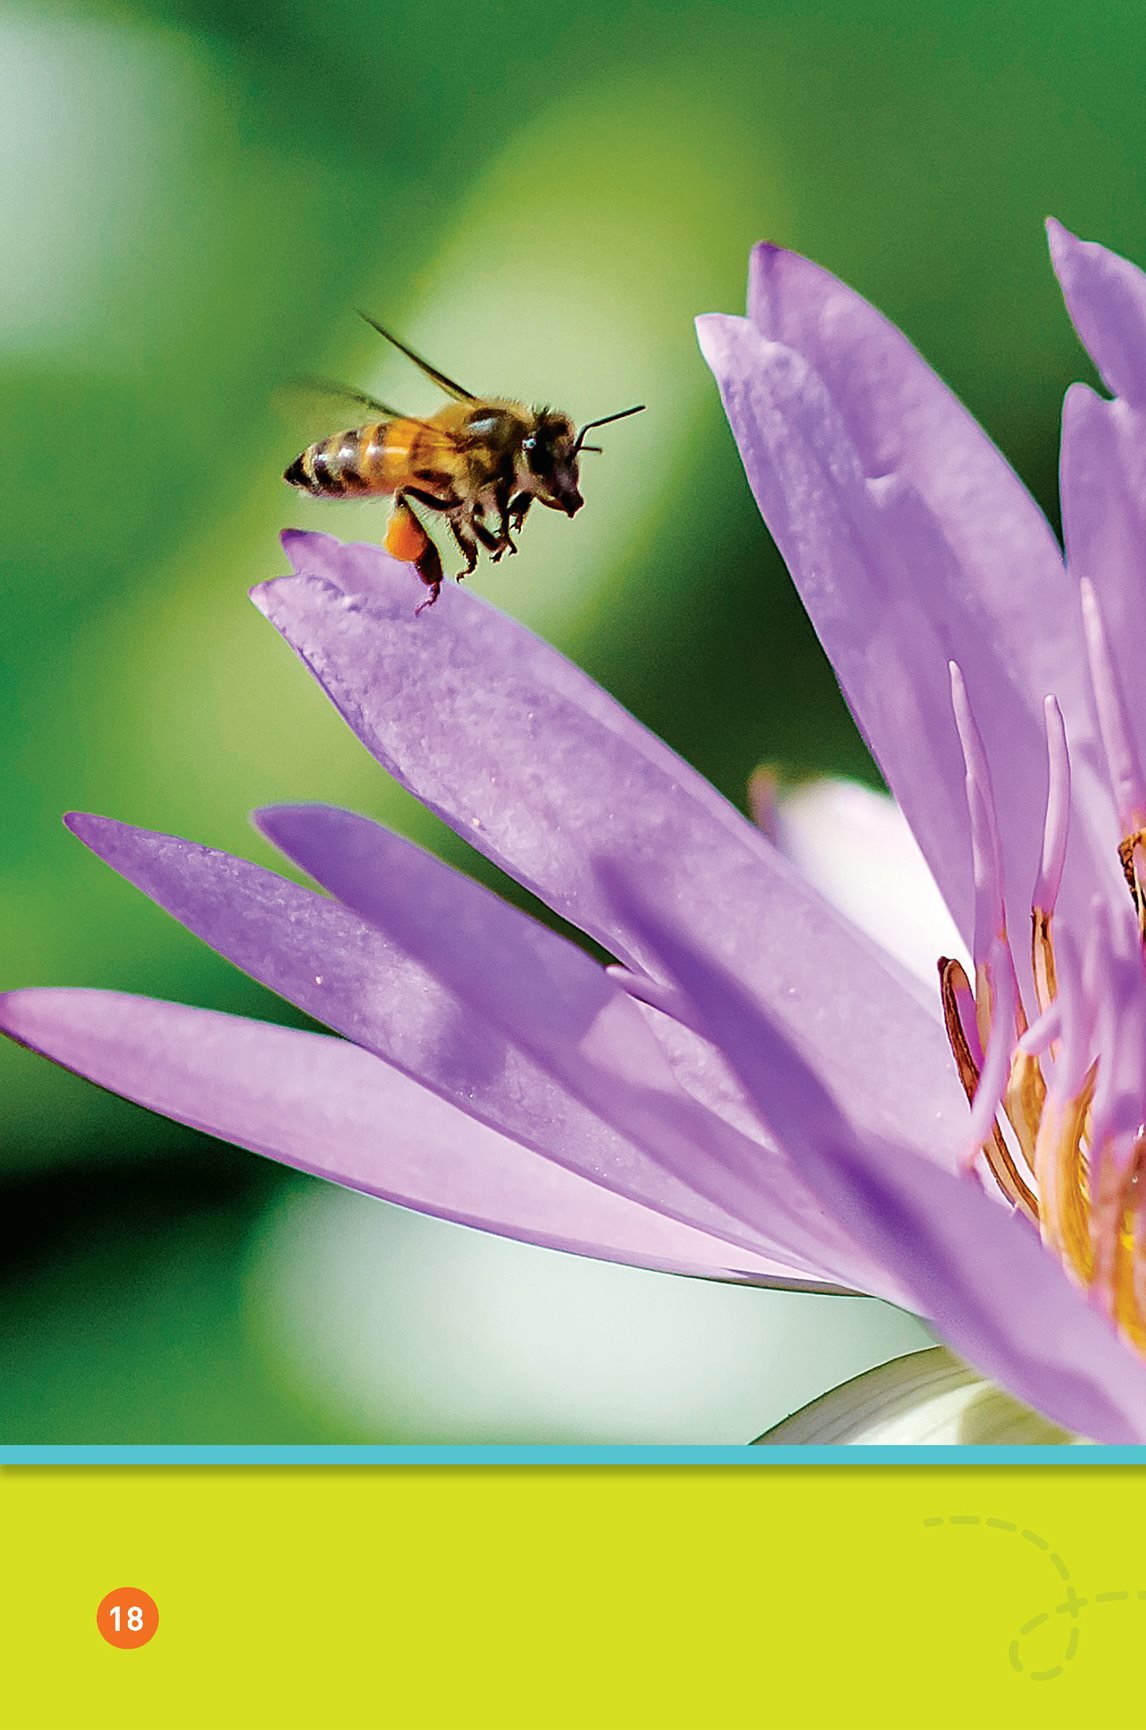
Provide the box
[522,433,551,475]
[526,435,557,477]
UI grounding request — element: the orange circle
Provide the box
[96,1587,159,1650]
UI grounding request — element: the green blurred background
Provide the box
[1,0,1138,1442]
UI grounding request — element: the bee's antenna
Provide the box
[574,403,645,453]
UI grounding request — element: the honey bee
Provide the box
[283,313,644,612]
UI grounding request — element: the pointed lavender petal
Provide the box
[279,528,401,602]
[603,866,1146,1444]
[699,253,1111,947]
[0,988,814,1286]
[1048,218,1146,409]
[256,800,890,1295]
[252,550,964,1165]
[746,242,1067,578]
[62,811,842,1282]
[1052,226,1146,814]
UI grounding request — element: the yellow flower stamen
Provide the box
[941,836,1146,1357]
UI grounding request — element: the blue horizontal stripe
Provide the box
[0,1444,1140,1466]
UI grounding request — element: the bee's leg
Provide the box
[386,496,443,613]
[507,493,533,536]
[397,489,459,614]
[472,514,509,563]
[472,486,519,564]
[445,513,480,581]
[413,535,443,614]
[490,481,521,560]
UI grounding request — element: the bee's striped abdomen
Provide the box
[283,418,458,500]
[283,423,394,497]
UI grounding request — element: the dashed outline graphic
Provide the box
[924,1515,1146,1681]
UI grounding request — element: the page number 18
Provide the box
[97,1587,159,1649]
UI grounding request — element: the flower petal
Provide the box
[755,1347,1076,1444]
[1052,226,1146,807]
[256,799,887,1295]
[62,810,843,1283]
[602,865,1146,1443]
[1048,218,1146,409]
[766,777,967,983]
[0,987,811,1286]
[745,242,1064,584]
[252,545,964,1165]
[698,260,1111,949]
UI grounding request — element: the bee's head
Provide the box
[521,412,583,516]
[521,402,645,516]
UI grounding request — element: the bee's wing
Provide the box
[356,313,477,402]
[276,375,457,439]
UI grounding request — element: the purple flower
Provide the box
[9,222,1146,1444]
